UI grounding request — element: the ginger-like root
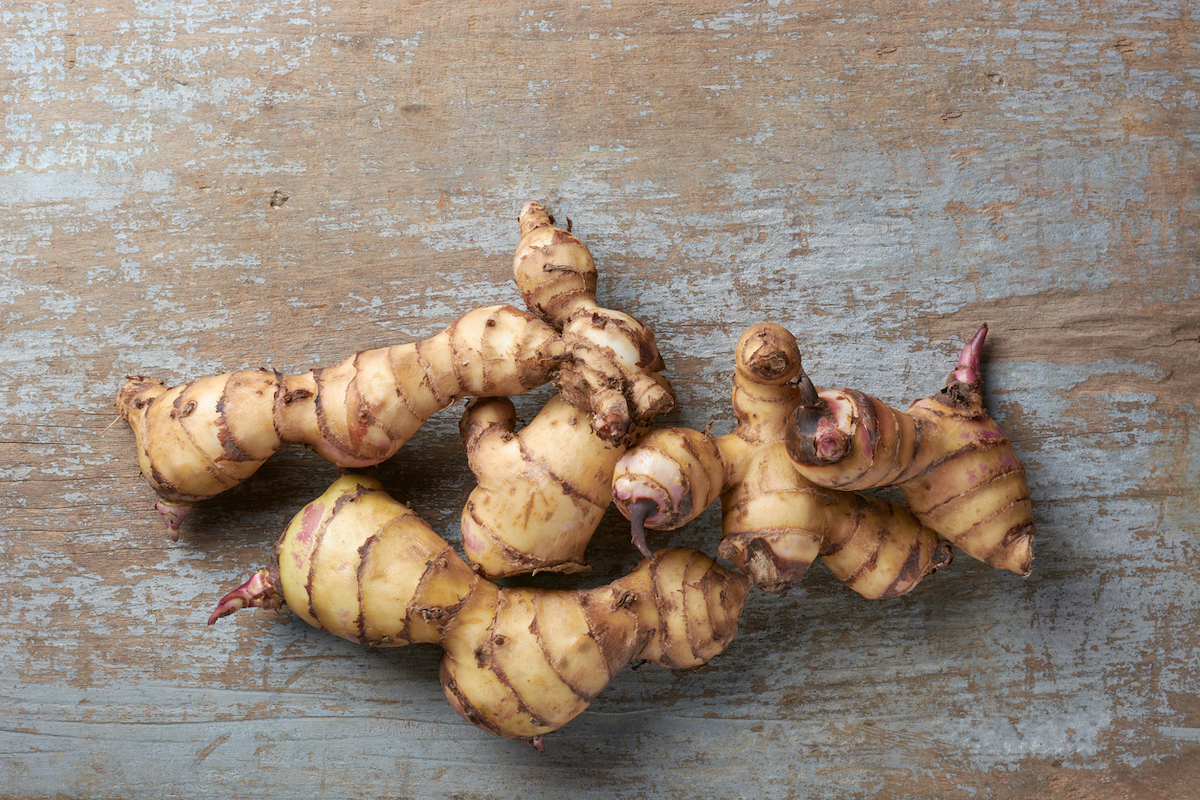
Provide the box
[116,304,560,533]
[441,545,746,745]
[513,200,599,325]
[211,472,749,748]
[612,323,950,599]
[449,204,677,579]
[118,202,673,534]
[457,389,664,579]
[513,201,675,445]
[784,324,1035,575]
[458,395,605,578]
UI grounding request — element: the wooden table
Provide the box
[2,2,1196,798]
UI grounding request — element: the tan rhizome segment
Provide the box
[116,202,675,538]
[209,472,749,751]
[116,303,561,536]
[784,325,1035,575]
[452,201,677,578]
[509,200,675,443]
[612,323,951,598]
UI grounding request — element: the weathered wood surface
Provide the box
[2,1,1197,798]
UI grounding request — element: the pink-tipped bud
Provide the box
[154,499,192,542]
[786,385,853,467]
[950,324,988,386]
[813,423,852,463]
[207,568,283,625]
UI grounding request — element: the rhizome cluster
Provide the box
[116,202,1034,751]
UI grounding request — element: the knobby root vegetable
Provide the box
[459,387,664,578]
[209,472,749,750]
[784,324,1035,575]
[451,202,676,578]
[512,201,675,442]
[117,202,673,537]
[116,304,559,537]
[611,324,950,598]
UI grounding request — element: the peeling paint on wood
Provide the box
[1,1,1197,798]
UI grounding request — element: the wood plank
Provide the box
[1,1,1197,797]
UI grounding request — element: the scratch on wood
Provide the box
[195,733,230,765]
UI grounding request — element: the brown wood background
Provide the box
[2,1,1197,798]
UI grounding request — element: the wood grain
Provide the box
[2,1,1197,798]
